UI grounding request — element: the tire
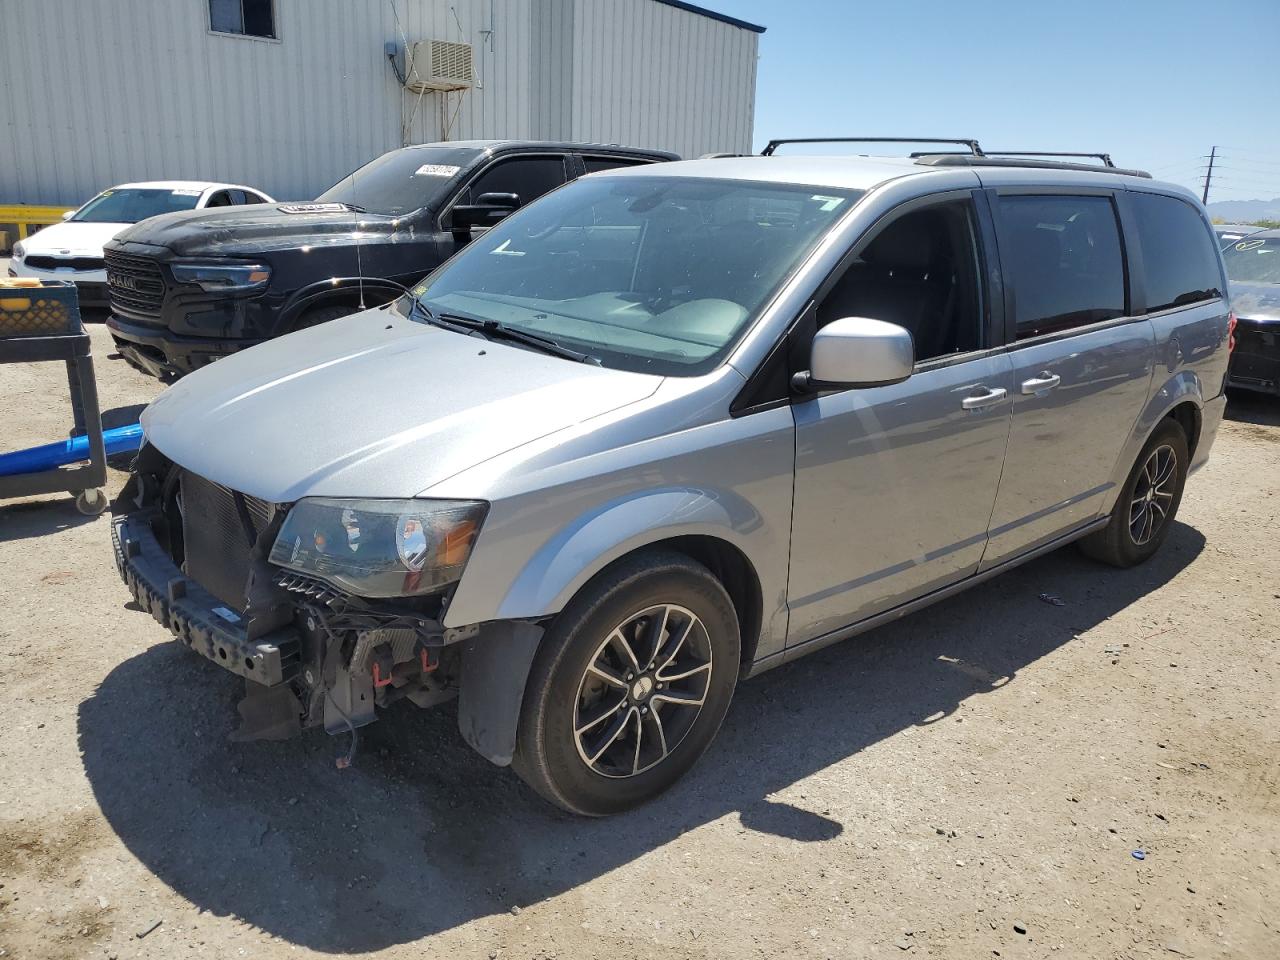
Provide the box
[293,304,355,330]
[1079,419,1189,567]
[512,550,740,816]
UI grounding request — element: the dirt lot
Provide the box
[0,323,1276,960]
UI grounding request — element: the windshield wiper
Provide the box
[412,300,600,365]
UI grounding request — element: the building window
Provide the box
[209,0,276,39]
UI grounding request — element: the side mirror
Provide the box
[62,210,75,221]
[450,192,521,234]
[794,316,914,391]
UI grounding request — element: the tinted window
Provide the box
[998,195,1126,339]
[465,157,568,206]
[584,157,652,174]
[414,177,859,376]
[1131,193,1224,312]
[204,191,233,208]
[819,200,984,361]
[1222,237,1280,284]
[210,0,275,38]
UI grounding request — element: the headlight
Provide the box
[170,260,271,293]
[269,498,487,598]
[12,242,25,261]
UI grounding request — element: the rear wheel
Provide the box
[512,550,740,816]
[1079,419,1188,567]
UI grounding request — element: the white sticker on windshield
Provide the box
[415,164,461,178]
[490,239,525,257]
[810,195,845,212]
[172,189,203,196]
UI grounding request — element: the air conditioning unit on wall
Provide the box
[405,39,474,92]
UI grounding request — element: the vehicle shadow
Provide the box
[0,497,99,541]
[77,522,1205,953]
[1225,389,1280,427]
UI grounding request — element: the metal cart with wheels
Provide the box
[0,281,109,515]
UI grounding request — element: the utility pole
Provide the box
[1202,145,1218,204]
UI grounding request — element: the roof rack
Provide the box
[986,151,1115,167]
[761,137,986,157]
[913,154,1152,179]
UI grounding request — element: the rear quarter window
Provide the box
[1130,192,1224,313]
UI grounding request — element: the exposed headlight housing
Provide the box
[170,260,271,293]
[269,498,487,598]
[12,241,26,261]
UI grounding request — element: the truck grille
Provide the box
[105,250,166,318]
[179,471,275,611]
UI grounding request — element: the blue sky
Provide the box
[714,0,1280,203]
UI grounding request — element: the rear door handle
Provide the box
[1020,372,1062,395]
[961,386,1008,410]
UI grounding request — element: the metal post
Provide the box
[1202,146,1217,204]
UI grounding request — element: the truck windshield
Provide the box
[413,175,860,375]
[73,188,203,224]
[316,146,480,216]
[1223,237,1280,284]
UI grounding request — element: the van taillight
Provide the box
[1227,311,1237,353]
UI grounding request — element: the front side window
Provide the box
[72,188,204,224]
[317,146,480,216]
[818,199,984,362]
[1222,236,1280,284]
[998,194,1126,340]
[1131,192,1224,312]
[462,157,568,206]
[414,176,861,375]
[210,0,275,38]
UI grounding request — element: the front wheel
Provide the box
[512,550,740,816]
[1079,419,1188,567]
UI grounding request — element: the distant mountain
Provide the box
[1206,197,1280,223]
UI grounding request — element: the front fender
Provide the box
[488,486,761,623]
[278,277,404,332]
[1102,369,1204,512]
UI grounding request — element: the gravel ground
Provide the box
[0,323,1277,960]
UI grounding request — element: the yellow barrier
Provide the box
[0,204,78,256]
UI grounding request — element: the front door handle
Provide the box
[1021,372,1062,395]
[961,386,1008,410]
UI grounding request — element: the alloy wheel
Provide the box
[1129,443,1177,546]
[572,603,713,778]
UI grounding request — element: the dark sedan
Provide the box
[1224,230,1280,395]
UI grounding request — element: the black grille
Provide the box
[25,255,105,271]
[179,472,274,611]
[105,250,166,318]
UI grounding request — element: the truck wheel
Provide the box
[1079,419,1188,567]
[294,304,355,330]
[512,550,740,816]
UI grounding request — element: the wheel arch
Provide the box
[1103,371,1206,512]
[277,278,402,332]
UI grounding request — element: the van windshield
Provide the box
[316,146,480,216]
[413,175,860,375]
[1223,237,1280,284]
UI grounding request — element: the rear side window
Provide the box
[998,195,1127,340]
[1130,193,1224,312]
[583,157,653,174]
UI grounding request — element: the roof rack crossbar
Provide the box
[985,151,1115,168]
[761,137,985,157]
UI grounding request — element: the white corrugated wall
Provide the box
[0,0,759,206]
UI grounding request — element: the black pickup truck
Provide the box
[104,140,677,378]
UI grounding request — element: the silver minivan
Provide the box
[113,142,1233,815]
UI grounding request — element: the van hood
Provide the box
[1231,281,1280,323]
[110,203,402,257]
[141,307,662,502]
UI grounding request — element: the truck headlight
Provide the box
[269,498,487,598]
[170,260,271,293]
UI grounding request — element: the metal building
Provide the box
[0,0,763,206]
